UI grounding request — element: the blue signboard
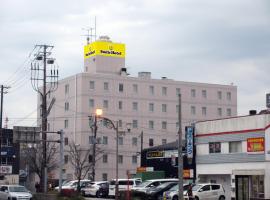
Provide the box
[186,126,194,159]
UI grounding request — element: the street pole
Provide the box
[0,85,3,173]
[92,115,97,181]
[178,94,183,200]
[115,121,119,200]
[140,131,143,165]
[59,130,64,193]
[42,45,48,193]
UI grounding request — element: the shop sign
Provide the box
[183,169,193,178]
[84,41,125,59]
[0,166,12,174]
[146,151,165,159]
[247,137,265,153]
[136,167,154,173]
[186,126,194,159]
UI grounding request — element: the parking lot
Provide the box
[85,197,111,200]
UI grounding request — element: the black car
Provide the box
[145,182,178,200]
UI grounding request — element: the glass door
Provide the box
[236,176,249,200]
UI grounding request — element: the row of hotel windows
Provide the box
[209,141,242,154]
[64,136,164,148]
[64,100,232,117]
[64,154,139,165]
[64,83,232,100]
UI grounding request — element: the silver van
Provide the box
[109,178,142,196]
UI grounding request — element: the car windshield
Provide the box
[192,185,202,191]
[135,180,152,187]
[154,182,172,190]
[9,186,28,193]
[168,184,179,191]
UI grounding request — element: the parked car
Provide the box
[81,181,109,198]
[145,182,178,200]
[0,185,32,200]
[163,184,193,200]
[184,183,225,200]
[54,179,91,191]
[109,178,142,196]
[132,178,178,193]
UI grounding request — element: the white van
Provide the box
[132,178,178,193]
[109,178,142,196]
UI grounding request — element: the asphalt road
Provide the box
[85,197,112,200]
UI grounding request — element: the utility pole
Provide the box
[178,94,183,200]
[140,131,143,164]
[0,85,9,174]
[92,114,97,181]
[31,45,58,193]
[58,130,64,193]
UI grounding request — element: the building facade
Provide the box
[195,114,270,200]
[43,36,237,182]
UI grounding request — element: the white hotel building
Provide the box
[43,36,237,181]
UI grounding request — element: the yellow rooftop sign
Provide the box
[84,40,125,59]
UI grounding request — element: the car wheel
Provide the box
[81,191,86,196]
[219,196,225,200]
[195,196,199,200]
[96,190,102,198]
[172,196,178,200]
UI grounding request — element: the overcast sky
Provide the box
[0,0,269,127]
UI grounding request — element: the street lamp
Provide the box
[93,109,120,200]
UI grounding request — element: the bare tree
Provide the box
[22,141,58,185]
[68,141,103,192]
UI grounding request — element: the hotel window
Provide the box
[149,121,154,129]
[218,91,222,100]
[103,136,108,145]
[176,105,179,113]
[133,84,138,93]
[227,108,232,116]
[103,100,109,109]
[149,138,154,147]
[118,155,123,164]
[162,121,167,130]
[176,122,179,129]
[133,102,138,111]
[119,137,123,145]
[65,84,69,95]
[104,82,109,91]
[119,83,124,92]
[218,108,222,116]
[88,155,93,163]
[64,155,68,164]
[102,173,108,181]
[227,92,231,101]
[162,87,167,96]
[162,139,167,145]
[118,120,123,128]
[191,106,196,115]
[118,101,123,110]
[191,89,196,98]
[162,104,167,112]
[176,88,181,95]
[89,99,94,108]
[132,155,137,164]
[229,141,242,153]
[209,142,221,153]
[103,154,108,163]
[202,107,207,116]
[65,102,69,111]
[89,81,95,89]
[202,90,207,98]
[149,103,154,112]
[64,119,69,128]
[149,86,154,95]
[132,120,138,129]
[64,137,69,146]
[132,137,138,146]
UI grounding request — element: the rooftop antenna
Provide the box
[82,17,97,44]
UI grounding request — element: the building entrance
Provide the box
[236,176,249,200]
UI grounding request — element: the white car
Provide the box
[55,179,91,191]
[81,181,109,197]
[184,183,225,200]
[109,178,142,196]
[0,185,32,200]
[132,178,178,193]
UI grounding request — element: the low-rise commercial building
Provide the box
[195,113,270,200]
